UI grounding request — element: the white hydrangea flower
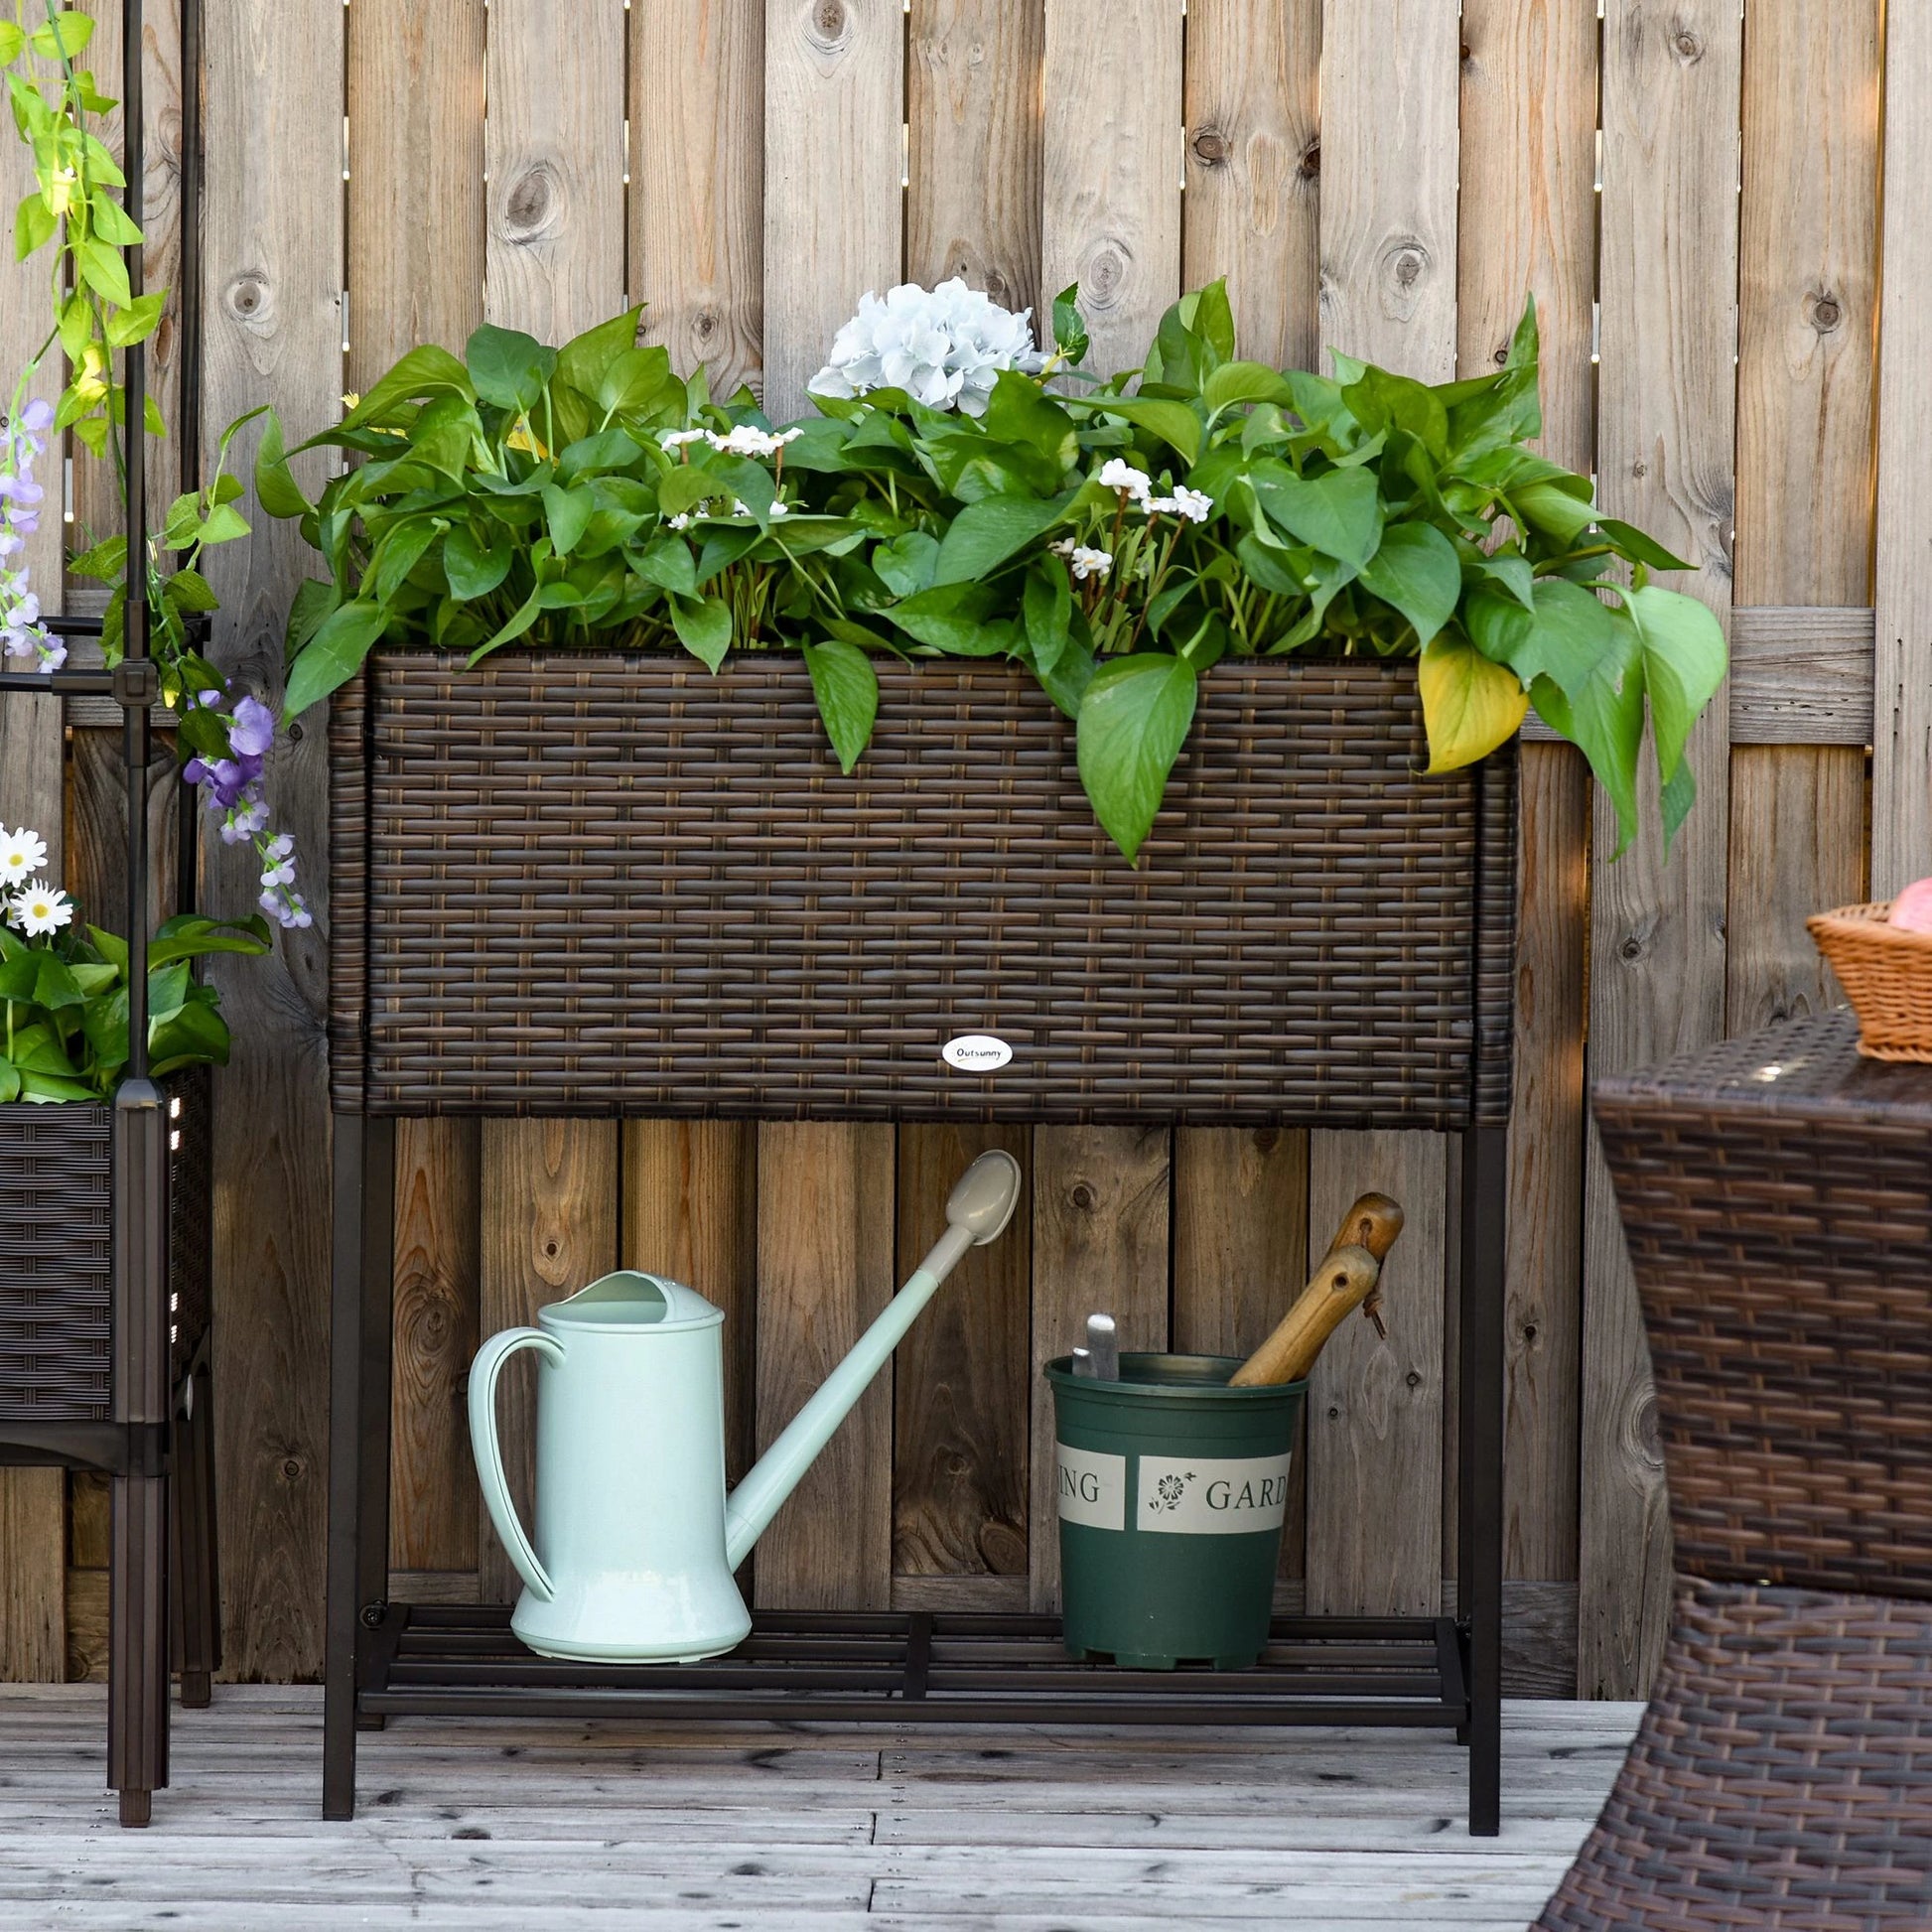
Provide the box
[1066,546,1113,583]
[0,826,48,884]
[1098,460,1153,504]
[809,279,1044,418]
[11,879,71,935]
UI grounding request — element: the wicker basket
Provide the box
[329,652,1518,1129]
[0,1068,213,1424]
[1807,900,1932,1061]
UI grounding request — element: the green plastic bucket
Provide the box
[1046,1352,1306,1670]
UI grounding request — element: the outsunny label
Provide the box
[941,1034,1014,1072]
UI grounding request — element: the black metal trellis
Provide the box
[0,0,211,1830]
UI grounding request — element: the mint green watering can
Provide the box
[469,1150,1022,1662]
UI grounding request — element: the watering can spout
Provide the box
[722,1149,1023,1569]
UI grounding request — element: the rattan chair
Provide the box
[1537,1010,1932,1929]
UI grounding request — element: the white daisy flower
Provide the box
[12,879,71,935]
[1067,546,1113,582]
[0,826,48,884]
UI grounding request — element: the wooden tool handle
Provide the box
[1325,1191,1405,1263]
[1228,1244,1381,1387]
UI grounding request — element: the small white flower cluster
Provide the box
[0,397,63,672]
[1097,461,1213,524]
[1051,538,1113,582]
[661,425,803,461]
[0,827,71,936]
[809,280,1045,418]
[665,498,790,533]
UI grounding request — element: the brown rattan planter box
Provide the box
[329,653,1516,1127]
[0,1068,212,1424]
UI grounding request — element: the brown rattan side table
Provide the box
[1538,1009,1932,1929]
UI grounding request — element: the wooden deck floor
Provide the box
[0,1687,1637,1929]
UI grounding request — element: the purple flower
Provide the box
[19,399,53,435]
[186,754,263,812]
[227,696,276,759]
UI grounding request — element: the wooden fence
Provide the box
[0,0,1917,1700]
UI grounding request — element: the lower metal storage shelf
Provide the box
[359,1605,1472,1730]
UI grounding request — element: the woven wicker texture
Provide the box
[1535,1581,1932,1930]
[0,1102,112,1418]
[1807,902,1932,1062]
[0,1074,215,1424]
[329,652,1516,1126]
[1594,1010,1932,1598]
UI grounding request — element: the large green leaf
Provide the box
[668,594,732,671]
[555,306,644,402]
[466,324,557,414]
[254,408,314,518]
[1075,653,1198,862]
[801,636,880,773]
[930,494,1072,587]
[1252,464,1382,570]
[1465,577,1618,699]
[339,345,474,433]
[1357,522,1461,646]
[1529,619,1646,857]
[283,600,389,719]
[1094,397,1201,466]
[1023,555,1072,677]
[444,526,510,601]
[1615,583,1728,844]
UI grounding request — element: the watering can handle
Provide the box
[468,1326,563,1603]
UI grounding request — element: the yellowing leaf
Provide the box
[1419,632,1528,773]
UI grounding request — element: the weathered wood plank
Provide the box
[476,1123,619,1604]
[621,1121,757,1489]
[345,0,486,1586]
[1581,0,1741,1702]
[1727,0,1879,1029]
[1310,0,1457,1626]
[1041,1,1183,377]
[0,1465,65,1683]
[1726,608,1875,745]
[201,0,345,1682]
[1457,0,1598,1636]
[64,730,178,940]
[483,0,626,348]
[347,0,483,364]
[1305,1132,1448,1618]
[908,1,1042,319]
[761,0,903,420]
[893,1125,1030,1581]
[753,1123,896,1609]
[1172,1127,1310,1579]
[1497,746,1586,1595]
[0,173,66,1666]
[1317,0,1459,380]
[387,1120,481,1573]
[631,0,763,397]
[1182,0,1319,371]
[1872,9,1932,893]
[1028,1127,1171,1612]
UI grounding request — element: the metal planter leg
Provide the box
[109,1082,170,1828]
[170,1351,220,1708]
[1459,1122,1506,1837]
[325,1115,395,1821]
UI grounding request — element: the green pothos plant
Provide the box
[262,273,1725,864]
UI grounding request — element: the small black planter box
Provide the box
[0,1068,212,1426]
